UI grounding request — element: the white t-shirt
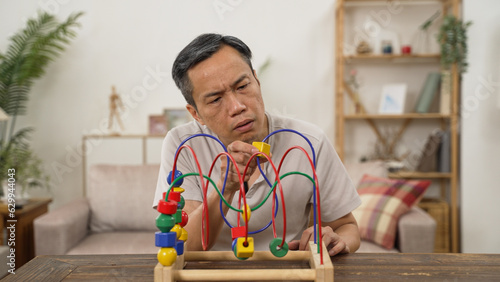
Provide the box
[153,112,361,251]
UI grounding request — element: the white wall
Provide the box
[461,0,500,253]
[0,0,335,208]
[1,0,499,253]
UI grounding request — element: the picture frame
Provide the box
[378,84,407,114]
[148,115,168,136]
[163,108,192,131]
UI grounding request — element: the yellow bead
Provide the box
[241,204,251,222]
[236,237,254,258]
[157,247,177,266]
[252,142,270,157]
[179,227,188,241]
[171,224,182,239]
[173,187,185,193]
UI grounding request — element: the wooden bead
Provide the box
[157,247,177,266]
[231,226,246,241]
[269,238,289,257]
[156,214,175,233]
[155,231,177,248]
[180,211,188,227]
[167,170,183,186]
[235,237,254,259]
[157,199,177,215]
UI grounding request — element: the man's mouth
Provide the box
[234,119,254,132]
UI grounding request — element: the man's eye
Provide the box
[238,83,249,90]
[210,97,221,104]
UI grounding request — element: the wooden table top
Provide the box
[4,253,500,281]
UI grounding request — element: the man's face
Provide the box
[186,45,268,146]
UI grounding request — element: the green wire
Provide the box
[165,171,321,252]
[165,171,316,214]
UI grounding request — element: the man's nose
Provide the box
[227,92,246,116]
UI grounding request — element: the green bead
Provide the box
[156,213,175,233]
[174,209,182,224]
[269,238,289,257]
[178,196,185,209]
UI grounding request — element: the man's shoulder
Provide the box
[268,113,325,142]
[167,120,210,141]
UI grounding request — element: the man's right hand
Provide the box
[219,141,263,193]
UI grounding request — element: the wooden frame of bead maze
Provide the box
[153,241,333,282]
[154,133,333,282]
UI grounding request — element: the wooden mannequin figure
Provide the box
[108,85,125,134]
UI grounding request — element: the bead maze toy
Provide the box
[154,130,333,282]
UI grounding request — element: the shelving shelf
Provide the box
[344,113,450,119]
[344,54,441,64]
[388,171,452,179]
[335,0,461,253]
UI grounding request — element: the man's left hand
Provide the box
[288,225,350,256]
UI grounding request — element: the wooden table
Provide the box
[3,253,500,281]
[0,198,52,268]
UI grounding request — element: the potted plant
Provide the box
[0,11,83,198]
[436,15,472,114]
[438,15,472,73]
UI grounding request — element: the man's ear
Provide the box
[186,104,204,125]
[253,69,260,86]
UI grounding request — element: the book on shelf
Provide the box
[414,72,441,113]
[440,70,451,115]
[437,129,451,172]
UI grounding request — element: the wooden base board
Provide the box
[154,242,333,282]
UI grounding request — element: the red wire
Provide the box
[277,146,323,265]
[172,145,208,250]
[206,152,247,242]
[242,152,286,248]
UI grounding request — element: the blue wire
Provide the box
[261,128,319,243]
[174,129,319,240]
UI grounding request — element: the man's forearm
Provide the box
[184,181,237,251]
[334,223,360,253]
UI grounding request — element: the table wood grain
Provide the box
[3,253,500,281]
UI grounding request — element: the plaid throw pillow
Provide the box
[353,174,431,249]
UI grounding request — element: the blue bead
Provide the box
[155,231,177,248]
[167,170,183,186]
[175,240,184,255]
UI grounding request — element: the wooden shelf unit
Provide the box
[335,0,461,252]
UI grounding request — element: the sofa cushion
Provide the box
[66,232,157,255]
[352,174,430,249]
[88,164,160,232]
[344,160,388,187]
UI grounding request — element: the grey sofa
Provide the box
[34,162,435,255]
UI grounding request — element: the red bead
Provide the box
[231,226,246,241]
[180,211,188,227]
[157,199,177,215]
[168,191,181,203]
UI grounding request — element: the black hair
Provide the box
[172,33,254,108]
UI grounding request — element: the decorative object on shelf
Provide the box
[374,29,400,55]
[414,72,441,113]
[378,84,407,114]
[370,126,410,163]
[108,85,125,135]
[346,69,363,114]
[356,40,372,54]
[401,45,412,55]
[437,15,472,73]
[381,40,393,54]
[149,115,168,136]
[163,109,192,131]
[413,10,441,54]
[0,11,83,198]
